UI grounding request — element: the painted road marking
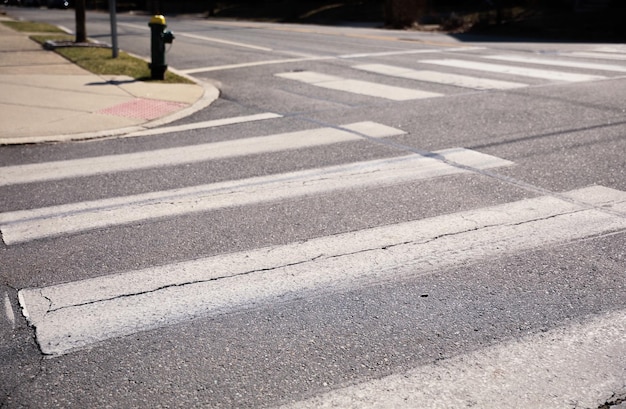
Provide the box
[0,148,512,245]
[0,121,401,187]
[486,54,626,73]
[118,23,272,51]
[181,49,484,74]
[176,32,273,51]
[277,308,626,409]
[421,59,606,82]
[565,51,626,61]
[338,47,485,59]
[124,112,282,137]
[17,185,626,355]
[182,57,334,74]
[275,71,443,101]
[354,63,527,90]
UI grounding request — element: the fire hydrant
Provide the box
[148,15,174,80]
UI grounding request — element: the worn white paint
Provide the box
[275,71,443,100]
[0,121,401,187]
[486,54,626,73]
[354,63,527,89]
[17,186,626,356]
[421,59,606,82]
[0,148,511,245]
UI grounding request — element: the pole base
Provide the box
[149,63,168,81]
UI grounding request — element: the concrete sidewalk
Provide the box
[0,16,219,145]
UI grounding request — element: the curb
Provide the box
[0,80,219,145]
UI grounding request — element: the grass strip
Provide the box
[30,34,193,84]
[2,20,66,33]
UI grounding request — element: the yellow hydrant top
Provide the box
[149,15,166,25]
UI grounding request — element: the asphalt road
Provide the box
[1,7,625,408]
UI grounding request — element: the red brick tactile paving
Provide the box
[97,98,188,120]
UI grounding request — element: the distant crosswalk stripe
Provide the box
[17,185,626,355]
[0,149,512,245]
[421,59,606,82]
[338,47,484,59]
[275,71,443,100]
[354,64,527,90]
[486,54,626,73]
[593,47,626,54]
[0,121,403,187]
[566,51,626,61]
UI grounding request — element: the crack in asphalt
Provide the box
[38,207,609,317]
[0,285,47,406]
[44,254,326,314]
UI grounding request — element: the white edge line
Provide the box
[125,112,282,137]
[176,32,273,51]
[181,56,334,74]
[116,23,272,51]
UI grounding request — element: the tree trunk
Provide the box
[385,0,429,27]
[75,0,87,43]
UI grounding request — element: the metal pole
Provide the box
[109,0,119,58]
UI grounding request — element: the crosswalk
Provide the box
[275,49,626,101]
[2,115,625,358]
[353,63,527,90]
[275,71,443,101]
[3,45,626,406]
[14,184,626,356]
[0,147,511,245]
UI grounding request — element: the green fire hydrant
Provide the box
[148,15,175,80]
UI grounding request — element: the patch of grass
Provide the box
[30,34,75,43]
[30,34,193,84]
[2,20,65,33]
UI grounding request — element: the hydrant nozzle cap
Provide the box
[150,15,166,25]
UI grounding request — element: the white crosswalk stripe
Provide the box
[0,121,403,187]
[274,52,621,102]
[353,63,527,90]
[485,54,626,73]
[593,46,626,54]
[420,59,606,82]
[275,71,443,100]
[3,117,525,355]
[566,51,626,61]
[18,185,626,356]
[6,112,626,366]
[0,147,511,245]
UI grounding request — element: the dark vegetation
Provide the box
[61,0,626,41]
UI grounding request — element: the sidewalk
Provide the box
[0,16,219,145]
